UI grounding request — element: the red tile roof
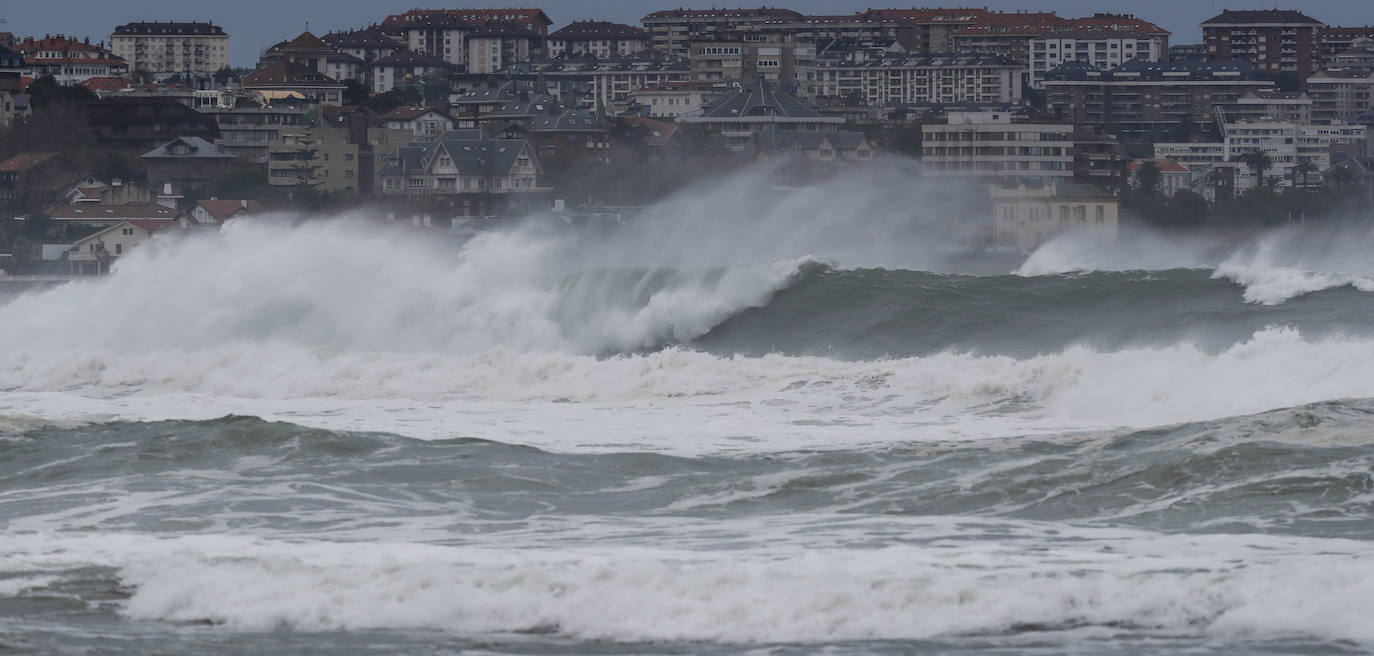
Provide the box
[1131,158,1190,173]
[0,152,57,172]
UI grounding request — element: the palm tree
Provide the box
[1239,150,1273,192]
[1293,158,1319,189]
[1262,175,1284,192]
[1134,160,1162,196]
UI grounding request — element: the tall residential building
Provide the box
[1200,10,1323,83]
[383,8,554,40]
[110,21,230,75]
[1316,27,1374,71]
[920,111,1075,186]
[688,32,814,93]
[954,13,1167,64]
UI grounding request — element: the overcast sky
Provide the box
[3,1,1372,68]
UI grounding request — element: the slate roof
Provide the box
[549,21,647,41]
[483,94,562,119]
[48,204,183,220]
[470,21,537,38]
[1044,58,1266,82]
[696,78,826,119]
[1202,10,1323,26]
[373,50,451,68]
[323,28,399,49]
[526,107,605,132]
[377,131,534,177]
[0,44,23,68]
[113,22,226,36]
[141,136,236,160]
[380,106,453,121]
[755,125,867,151]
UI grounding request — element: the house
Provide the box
[191,199,264,224]
[141,136,236,193]
[1324,156,1374,204]
[267,126,412,195]
[619,115,678,160]
[61,176,153,205]
[499,105,611,164]
[990,183,1119,252]
[379,106,456,141]
[377,130,548,219]
[242,59,345,106]
[0,44,24,93]
[13,35,128,84]
[1129,159,1192,197]
[66,218,186,274]
[754,125,874,163]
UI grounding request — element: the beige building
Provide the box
[267,126,412,195]
[67,219,187,275]
[1307,69,1374,124]
[110,21,229,75]
[922,111,1074,186]
[990,183,1118,252]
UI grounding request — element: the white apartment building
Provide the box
[921,111,1074,185]
[1029,30,1165,89]
[816,53,1024,105]
[110,21,229,75]
[1162,121,1367,193]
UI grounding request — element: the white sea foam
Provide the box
[2,327,1373,455]
[4,527,1374,644]
[1021,222,1374,305]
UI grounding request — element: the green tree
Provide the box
[1240,150,1273,189]
[1134,160,1162,196]
[1292,158,1319,189]
[342,79,370,106]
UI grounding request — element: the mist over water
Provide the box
[4,162,1374,654]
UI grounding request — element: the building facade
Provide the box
[921,111,1075,186]
[110,21,230,75]
[814,53,1023,106]
[548,21,648,58]
[1201,10,1323,83]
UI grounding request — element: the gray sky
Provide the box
[3,1,1372,68]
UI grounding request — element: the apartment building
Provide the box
[200,106,308,162]
[547,21,648,58]
[267,125,411,195]
[954,13,1167,65]
[459,53,692,114]
[642,7,804,57]
[110,21,229,75]
[814,53,1023,106]
[1029,29,1166,89]
[689,32,814,93]
[1043,59,1275,136]
[1161,120,1367,192]
[1232,89,1312,123]
[383,8,553,40]
[921,111,1075,186]
[1201,10,1323,82]
[466,22,538,75]
[1316,27,1374,71]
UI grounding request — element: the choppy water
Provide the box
[4,170,1374,654]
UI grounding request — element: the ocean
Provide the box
[2,168,1374,654]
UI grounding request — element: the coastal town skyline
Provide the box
[3,0,1372,68]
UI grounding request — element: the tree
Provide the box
[1326,165,1356,194]
[1240,150,1273,190]
[1262,175,1283,192]
[1292,158,1319,189]
[26,75,96,108]
[342,79,370,107]
[1134,160,1162,196]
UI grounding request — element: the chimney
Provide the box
[241,199,248,208]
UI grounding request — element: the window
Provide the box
[115,243,122,255]
[345,153,354,161]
